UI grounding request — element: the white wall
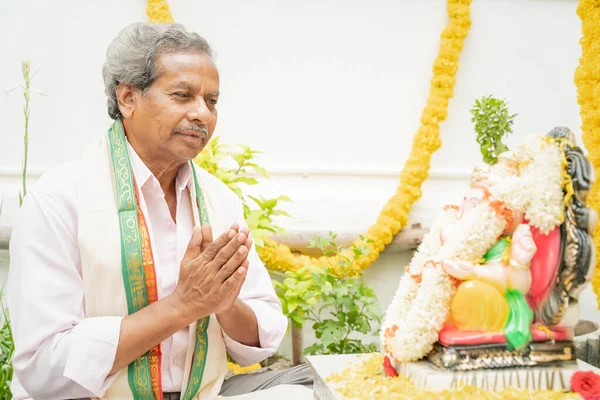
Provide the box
[0,0,584,231]
[1,0,598,355]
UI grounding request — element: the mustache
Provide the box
[174,125,209,137]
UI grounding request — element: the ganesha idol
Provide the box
[381,127,597,372]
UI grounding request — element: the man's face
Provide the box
[124,51,220,163]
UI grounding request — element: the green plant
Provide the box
[303,233,382,355]
[193,137,291,247]
[471,95,517,165]
[19,61,32,206]
[0,304,12,400]
[0,59,39,399]
[272,266,320,328]
[194,134,296,364]
[7,59,43,207]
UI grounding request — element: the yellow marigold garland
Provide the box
[575,0,600,309]
[227,361,262,375]
[258,0,473,272]
[145,0,472,274]
[147,0,174,24]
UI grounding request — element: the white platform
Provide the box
[306,354,600,399]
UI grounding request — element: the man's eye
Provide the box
[208,99,218,105]
[174,92,190,98]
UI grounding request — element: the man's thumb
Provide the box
[182,226,203,263]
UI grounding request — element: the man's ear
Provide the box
[116,84,140,118]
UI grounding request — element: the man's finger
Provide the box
[243,236,253,252]
[214,244,248,283]
[200,223,239,252]
[199,224,214,253]
[200,227,237,263]
[182,226,203,264]
[241,258,250,270]
[219,265,247,298]
[206,231,246,273]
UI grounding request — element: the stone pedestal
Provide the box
[574,319,600,368]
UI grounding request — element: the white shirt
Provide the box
[7,141,287,399]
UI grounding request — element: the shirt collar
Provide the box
[126,140,193,194]
[176,161,193,192]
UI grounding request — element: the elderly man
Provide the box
[8,22,312,399]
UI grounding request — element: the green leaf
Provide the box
[262,199,277,210]
[320,321,345,346]
[287,300,299,313]
[244,163,269,177]
[233,177,259,185]
[336,312,347,325]
[247,195,264,207]
[295,281,311,294]
[269,210,291,217]
[305,296,318,306]
[283,277,297,287]
[231,153,247,167]
[303,343,323,355]
[339,296,355,310]
[280,298,288,314]
[229,186,243,197]
[290,313,305,328]
[356,316,371,334]
[334,285,349,298]
[272,280,283,289]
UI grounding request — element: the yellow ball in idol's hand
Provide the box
[451,280,509,332]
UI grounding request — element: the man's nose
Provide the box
[188,97,213,123]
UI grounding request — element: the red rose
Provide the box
[383,355,398,377]
[571,371,600,399]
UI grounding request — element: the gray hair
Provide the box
[102,22,213,119]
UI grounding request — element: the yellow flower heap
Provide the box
[326,354,581,400]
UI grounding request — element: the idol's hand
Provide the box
[510,224,537,267]
[173,224,250,321]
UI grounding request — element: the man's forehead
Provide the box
[155,52,219,92]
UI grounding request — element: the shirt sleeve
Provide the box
[8,188,122,399]
[221,203,288,366]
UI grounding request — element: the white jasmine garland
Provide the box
[409,207,460,275]
[387,265,455,362]
[490,136,564,234]
[380,207,459,352]
[436,203,506,264]
[380,274,419,352]
[383,203,505,363]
